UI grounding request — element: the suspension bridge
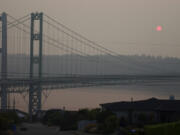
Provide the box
[0,12,179,119]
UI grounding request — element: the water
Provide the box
[14,79,180,112]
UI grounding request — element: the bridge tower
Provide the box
[0,12,8,110]
[29,12,43,119]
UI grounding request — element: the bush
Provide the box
[78,108,101,121]
[43,111,78,130]
[0,117,12,130]
[96,110,113,123]
[99,115,118,134]
[145,121,180,135]
[0,112,20,130]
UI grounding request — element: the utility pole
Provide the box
[0,12,8,110]
[29,12,43,120]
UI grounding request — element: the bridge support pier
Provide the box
[0,12,8,110]
[29,12,43,120]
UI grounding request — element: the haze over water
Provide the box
[2,0,180,112]
[14,79,180,112]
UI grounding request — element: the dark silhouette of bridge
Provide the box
[0,12,179,119]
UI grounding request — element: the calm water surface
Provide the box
[14,80,180,112]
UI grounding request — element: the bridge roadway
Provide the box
[0,75,180,93]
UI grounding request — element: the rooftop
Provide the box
[100,98,180,112]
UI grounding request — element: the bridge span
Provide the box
[0,12,179,119]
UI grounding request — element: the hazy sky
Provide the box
[1,0,180,57]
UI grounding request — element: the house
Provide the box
[100,97,180,124]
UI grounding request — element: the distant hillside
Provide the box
[4,54,180,78]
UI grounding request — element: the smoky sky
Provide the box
[1,0,180,57]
